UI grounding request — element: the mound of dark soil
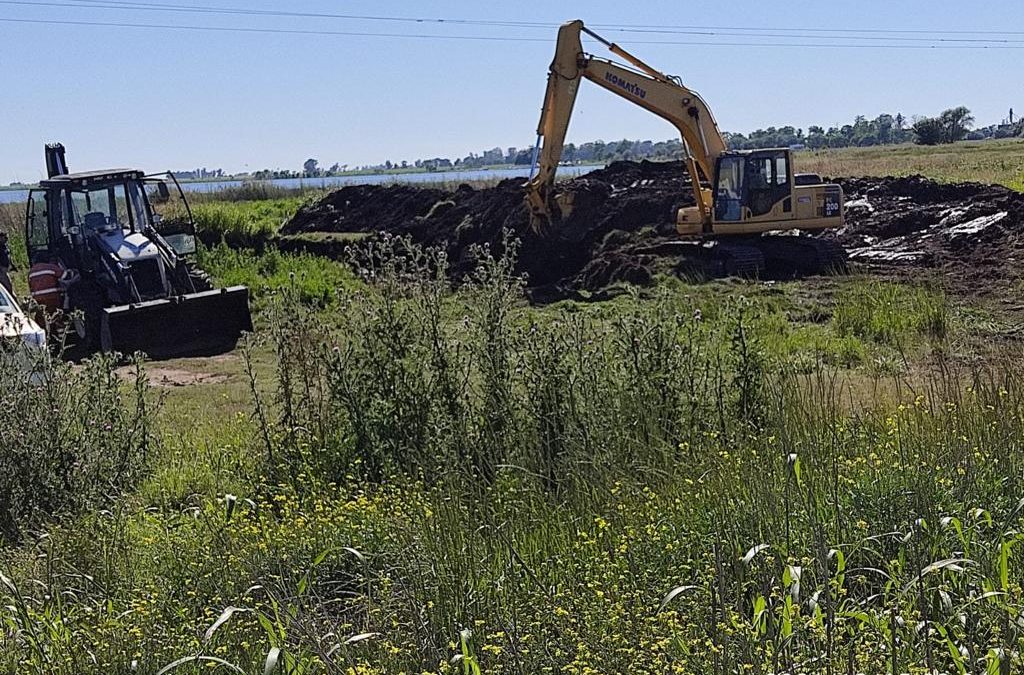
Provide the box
[283,160,694,293]
[281,162,1024,298]
[836,175,1024,286]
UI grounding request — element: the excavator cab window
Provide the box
[714,155,746,222]
[746,151,791,217]
[714,150,793,222]
[746,156,774,216]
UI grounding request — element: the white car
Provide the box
[0,285,47,370]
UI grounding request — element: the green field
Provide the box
[797,138,1024,190]
[1,142,1024,673]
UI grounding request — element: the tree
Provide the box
[939,106,974,143]
[303,158,319,176]
[806,126,827,149]
[913,117,946,145]
[874,114,895,144]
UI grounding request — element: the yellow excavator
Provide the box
[525,20,846,276]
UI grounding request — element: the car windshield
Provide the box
[67,181,150,233]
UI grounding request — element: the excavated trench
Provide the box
[279,160,1024,300]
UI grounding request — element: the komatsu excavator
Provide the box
[525,20,846,276]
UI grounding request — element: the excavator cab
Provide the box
[676,149,844,236]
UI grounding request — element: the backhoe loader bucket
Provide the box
[101,286,253,358]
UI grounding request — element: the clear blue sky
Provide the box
[1,0,1021,183]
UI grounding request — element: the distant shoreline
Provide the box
[0,161,606,192]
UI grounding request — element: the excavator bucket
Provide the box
[101,286,253,359]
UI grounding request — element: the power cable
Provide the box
[2,14,1023,48]
[6,0,1024,41]
[2,15,1023,49]
[0,16,554,40]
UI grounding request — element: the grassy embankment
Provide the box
[0,143,1023,672]
[797,138,1024,190]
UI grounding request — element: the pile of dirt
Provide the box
[282,160,694,297]
[281,161,1024,298]
[836,175,1024,286]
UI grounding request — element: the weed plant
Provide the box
[0,349,152,544]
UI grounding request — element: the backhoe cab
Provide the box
[26,144,252,358]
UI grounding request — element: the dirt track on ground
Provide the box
[280,161,1024,299]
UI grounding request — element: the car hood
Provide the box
[0,311,45,346]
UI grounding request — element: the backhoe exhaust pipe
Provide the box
[45,143,68,178]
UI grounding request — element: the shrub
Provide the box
[0,351,153,542]
[913,117,946,146]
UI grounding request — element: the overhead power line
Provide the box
[0,16,552,39]
[5,0,1024,41]
[3,15,1024,49]
[2,11,1023,49]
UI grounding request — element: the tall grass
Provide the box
[185,182,320,203]
[197,242,356,307]
[1,240,1022,673]
[0,203,20,237]
[833,280,948,347]
[190,198,306,248]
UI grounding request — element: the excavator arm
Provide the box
[525,20,728,230]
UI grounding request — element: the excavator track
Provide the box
[637,240,766,281]
[712,241,768,278]
[630,235,848,282]
[748,235,849,278]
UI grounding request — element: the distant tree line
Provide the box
[728,107,1020,150]
[226,107,1022,179]
[726,113,915,150]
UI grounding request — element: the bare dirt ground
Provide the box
[145,367,229,388]
[115,354,239,388]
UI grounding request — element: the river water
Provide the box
[0,165,601,205]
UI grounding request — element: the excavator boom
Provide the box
[526,20,725,228]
